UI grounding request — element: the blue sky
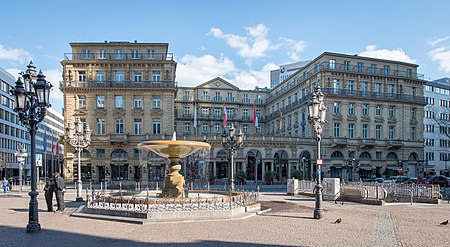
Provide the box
[1,0,450,112]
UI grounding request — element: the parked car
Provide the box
[364,178,384,183]
[383,176,409,184]
[424,175,450,187]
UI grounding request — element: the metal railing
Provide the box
[60,80,176,89]
[64,52,174,61]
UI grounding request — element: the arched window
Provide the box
[111,149,128,160]
[330,151,344,159]
[359,152,371,160]
[409,152,418,160]
[386,152,398,160]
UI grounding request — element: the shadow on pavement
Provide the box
[1,226,306,247]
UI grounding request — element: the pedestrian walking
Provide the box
[44,178,55,212]
[2,177,8,193]
[53,172,66,211]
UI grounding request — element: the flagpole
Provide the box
[51,130,54,176]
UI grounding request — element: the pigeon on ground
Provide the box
[440,220,448,225]
[333,218,342,224]
[335,200,338,204]
[341,202,344,205]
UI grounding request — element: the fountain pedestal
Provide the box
[161,159,185,198]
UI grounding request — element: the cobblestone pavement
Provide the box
[1,190,450,247]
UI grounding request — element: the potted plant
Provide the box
[236,170,246,185]
[292,170,301,179]
[265,171,276,185]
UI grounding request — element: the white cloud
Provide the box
[427,36,450,46]
[279,37,307,61]
[428,46,450,72]
[42,69,63,112]
[176,54,236,87]
[176,53,276,89]
[5,68,21,79]
[359,45,416,64]
[0,44,32,64]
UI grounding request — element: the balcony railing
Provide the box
[64,52,174,61]
[321,88,427,104]
[60,80,176,89]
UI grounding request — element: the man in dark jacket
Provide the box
[53,172,66,211]
[44,178,55,212]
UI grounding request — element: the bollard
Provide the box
[207,181,210,191]
[89,181,92,191]
[100,182,103,191]
[156,182,159,190]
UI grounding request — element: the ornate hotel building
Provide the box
[61,41,426,184]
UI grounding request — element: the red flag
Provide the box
[56,143,59,155]
[253,104,258,127]
[223,105,227,127]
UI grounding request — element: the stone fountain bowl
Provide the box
[138,140,211,158]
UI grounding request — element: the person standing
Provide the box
[53,172,66,211]
[44,178,55,212]
[2,177,8,193]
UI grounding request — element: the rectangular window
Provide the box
[371,64,377,74]
[96,96,105,108]
[184,123,190,133]
[97,71,105,82]
[411,107,416,120]
[96,118,105,135]
[96,149,105,158]
[357,62,363,72]
[334,123,340,137]
[202,123,208,133]
[134,118,142,135]
[152,119,161,134]
[115,119,124,134]
[348,124,354,139]
[375,105,381,117]
[410,127,416,141]
[333,79,340,93]
[389,106,395,118]
[362,124,369,139]
[412,87,417,96]
[406,68,412,78]
[243,124,248,134]
[362,104,369,116]
[387,84,395,97]
[79,71,87,82]
[82,50,90,59]
[78,95,86,109]
[152,71,161,82]
[348,81,354,94]
[333,102,341,115]
[383,65,390,75]
[134,71,142,82]
[343,61,350,71]
[115,50,123,59]
[115,71,124,82]
[348,103,355,116]
[131,50,139,59]
[153,96,161,109]
[362,82,368,95]
[115,95,123,109]
[375,125,382,140]
[389,126,395,140]
[329,59,336,70]
[99,50,107,59]
[375,83,381,96]
[147,50,155,59]
[214,123,220,133]
[133,96,142,109]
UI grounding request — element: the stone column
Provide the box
[213,161,217,177]
[288,162,292,179]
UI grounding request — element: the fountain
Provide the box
[72,133,262,223]
[137,133,211,198]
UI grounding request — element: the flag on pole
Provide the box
[193,104,197,128]
[253,104,258,127]
[223,105,227,127]
[279,108,283,129]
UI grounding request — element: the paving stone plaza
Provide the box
[1,188,450,247]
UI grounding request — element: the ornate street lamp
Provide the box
[11,61,53,232]
[221,124,244,192]
[15,143,28,193]
[308,86,327,220]
[64,117,91,201]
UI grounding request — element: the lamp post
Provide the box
[11,61,52,232]
[221,124,244,192]
[308,86,327,220]
[301,157,306,180]
[64,117,91,202]
[15,143,28,193]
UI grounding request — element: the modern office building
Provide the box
[60,41,177,183]
[0,67,31,179]
[270,60,310,88]
[60,41,427,184]
[424,78,450,176]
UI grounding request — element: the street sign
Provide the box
[317,159,323,165]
